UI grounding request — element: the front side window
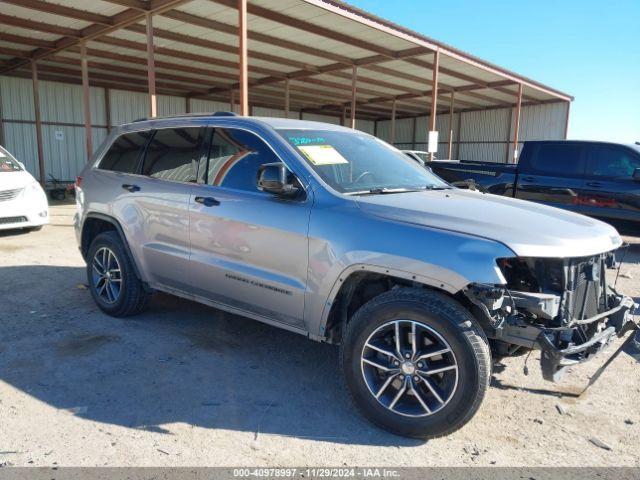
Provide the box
[276,129,448,194]
[142,127,202,183]
[0,147,22,173]
[100,131,151,174]
[527,143,584,177]
[586,146,640,179]
[206,128,280,192]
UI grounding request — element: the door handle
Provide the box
[521,176,536,182]
[586,182,602,188]
[122,183,140,192]
[194,196,220,207]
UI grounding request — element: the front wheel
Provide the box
[341,288,491,439]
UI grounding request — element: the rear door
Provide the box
[579,144,640,222]
[515,142,586,212]
[187,126,311,328]
[126,126,205,291]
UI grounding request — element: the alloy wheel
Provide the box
[360,319,458,417]
[91,246,122,304]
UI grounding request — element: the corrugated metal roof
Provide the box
[0,0,571,122]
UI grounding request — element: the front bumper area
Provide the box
[537,294,637,381]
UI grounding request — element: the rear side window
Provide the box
[525,143,584,177]
[206,128,280,192]
[100,131,150,173]
[142,127,203,183]
[585,146,640,179]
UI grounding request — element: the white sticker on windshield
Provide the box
[298,145,349,165]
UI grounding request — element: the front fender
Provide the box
[303,202,515,339]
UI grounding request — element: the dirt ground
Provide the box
[0,203,639,467]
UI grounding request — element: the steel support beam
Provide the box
[145,12,157,118]
[390,99,397,145]
[447,90,454,159]
[238,0,249,116]
[284,78,290,118]
[80,41,93,161]
[512,83,523,163]
[350,65,357,129]
[30,60,46,186]
[105,87,111,133]
[429,49,440,160]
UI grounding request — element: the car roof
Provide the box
[118,114,358,134]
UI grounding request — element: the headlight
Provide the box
[27,181,42,194]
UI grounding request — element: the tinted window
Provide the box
[142,127,202,182]
[100,131,150,173]
[527,143,584,176]
[206,128,280,192]
[586,146,640,179]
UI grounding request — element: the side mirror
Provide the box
[257,162,299,197]
[633,168,640,182]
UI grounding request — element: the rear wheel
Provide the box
[87,231,150,317]
[341,288,491,439]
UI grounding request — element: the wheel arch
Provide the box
[81,212,144,281]
[320,264,471,344]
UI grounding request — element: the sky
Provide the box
[351,0,640,143]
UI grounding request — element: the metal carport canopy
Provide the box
[0,0,573,181]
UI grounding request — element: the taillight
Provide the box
[75,176,83,188]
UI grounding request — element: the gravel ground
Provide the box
[0,203,638,467]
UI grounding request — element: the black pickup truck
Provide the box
[429,140,640,225]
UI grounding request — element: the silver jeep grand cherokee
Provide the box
[75,113,637,439]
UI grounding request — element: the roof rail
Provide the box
[131,111,238,123]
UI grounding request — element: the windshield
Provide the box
[278,129,448,194]
[0,147,22,173]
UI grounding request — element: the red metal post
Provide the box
[104,87,111,133]
[284,78,290,117]
[429,49,440,160]
[30,60,45,186]
[350,65,357,129]
[390,98,396,145]
[185,96,190,113]
[512,83,523,163]
[145,12,157,118]
[80,41,93,160]
[238,0,249,116]
[447,90,454,159]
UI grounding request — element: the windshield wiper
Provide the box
[424,185,452,190]
[348,187,425,196]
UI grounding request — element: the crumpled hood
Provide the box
[355,189,622,258]
[0,170,36,191]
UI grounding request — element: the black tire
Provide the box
[86,231,151,317]
[341,287,491,439]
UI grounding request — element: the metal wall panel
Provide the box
[39,80,106,125]
[357,119,375,135]
[519,102,568,141]
[0,76,35,121]
[301,112,341,125]
[109,89,147,126]
[158,95,187,117]
[252,106,289,118]
[41,125,108,180]
[2,122,38,176]
[188,98,232,113]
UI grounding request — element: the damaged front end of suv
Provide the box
[465,252,637,381]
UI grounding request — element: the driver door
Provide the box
[188,127,312,328]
